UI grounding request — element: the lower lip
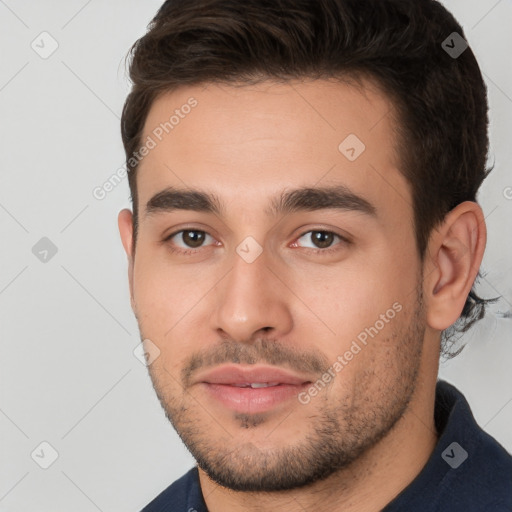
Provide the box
[201,383,309,414]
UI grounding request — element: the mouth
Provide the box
[194,365,313,414]
[228,382,283,388]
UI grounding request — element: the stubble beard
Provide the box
[144,289,426,492]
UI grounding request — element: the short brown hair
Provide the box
[121,0,495,356]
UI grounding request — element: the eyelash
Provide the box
[163,228,350,256]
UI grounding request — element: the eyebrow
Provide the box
[145,185,377,218]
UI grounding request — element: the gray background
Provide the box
[0,1,511,510]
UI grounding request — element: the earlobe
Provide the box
[424,202,486,331]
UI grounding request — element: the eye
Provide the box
[163,228,349,256]
[293,230,348,254]
[164,229,216,254]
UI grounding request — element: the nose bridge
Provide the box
[212,244,293,341]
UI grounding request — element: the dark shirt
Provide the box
[141,380,512,511]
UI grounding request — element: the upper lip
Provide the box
[194,364,312,386]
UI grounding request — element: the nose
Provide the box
[212,247,293,343]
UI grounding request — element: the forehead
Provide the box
[136,79,411,223]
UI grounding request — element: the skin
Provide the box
[118,79,486,511]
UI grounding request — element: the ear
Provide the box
[423,201,487,331]
[118,209,135,311]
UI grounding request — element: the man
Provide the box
[118,0,512,510]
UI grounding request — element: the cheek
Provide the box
[132,248,216,368]
[132,249,186,338]
[290,249,418,357]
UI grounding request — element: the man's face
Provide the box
[123,79,429,491]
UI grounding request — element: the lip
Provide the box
[194,364,312,414]
[194,364,312,386]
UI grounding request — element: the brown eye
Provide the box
[297,230,340,250]
[294,229,349,254]
[310,231,336,249]
[180,230,206,248]
[165,229,214,253]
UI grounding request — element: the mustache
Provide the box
[181,338,331,387]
